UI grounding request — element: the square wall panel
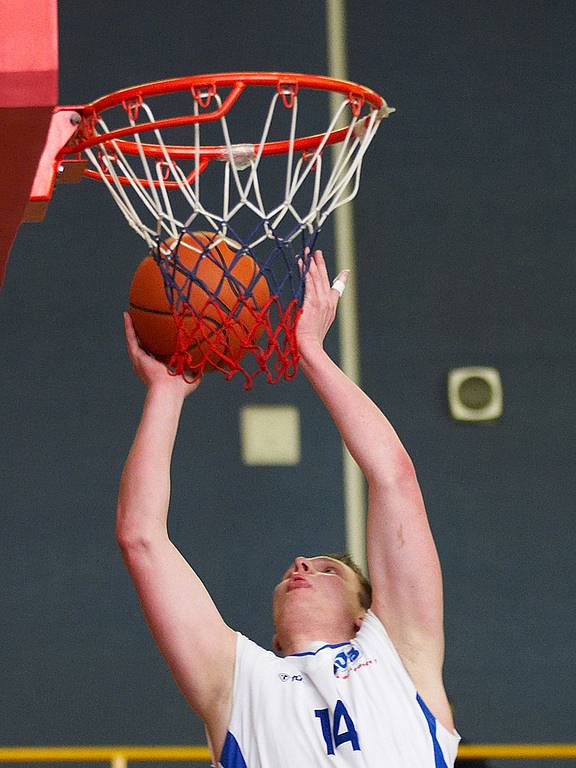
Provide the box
[240,404,301,466]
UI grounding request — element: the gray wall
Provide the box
[1,1,575,766]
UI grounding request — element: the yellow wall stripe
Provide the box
[1,744,576,762]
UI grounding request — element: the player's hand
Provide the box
[296,249,349,356]
[123,312,202,397]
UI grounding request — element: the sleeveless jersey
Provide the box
[216,610,460,767]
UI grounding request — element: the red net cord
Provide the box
[166,296,302,390]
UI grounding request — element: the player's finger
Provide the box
[123,311,134,340]
[331,270,350,299]
[298,246,311,276]
[123,312,141,354]
[304,254,320,300]
[313,250,331,293]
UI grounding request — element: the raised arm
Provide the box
[116,313,236,749]
[297,252,454,731]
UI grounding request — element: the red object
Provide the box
[63,72,385,166]
[0,0,58,286]
[129,232,271,375]
[25,109,83,220]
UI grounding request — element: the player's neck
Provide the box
[280,627,356,656]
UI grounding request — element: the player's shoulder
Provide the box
[356,608,394,647]
[361,611,456,734]
[236,632,286,670]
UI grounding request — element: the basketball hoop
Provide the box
[60,72,394,387]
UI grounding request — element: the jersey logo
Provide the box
[333,644,361,676]
[278,672,304,683]
[333,644,377,679]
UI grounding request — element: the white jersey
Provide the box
[216,610,460,767]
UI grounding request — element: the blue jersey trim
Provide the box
[416,693,448,768]
[288,641,349,657]
[220,731,248,768]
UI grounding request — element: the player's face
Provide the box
[272,555,364,631]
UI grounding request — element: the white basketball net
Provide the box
[80,81,394,251]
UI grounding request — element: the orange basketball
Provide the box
[129,232,270,369]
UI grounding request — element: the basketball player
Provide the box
[117,249,460,766]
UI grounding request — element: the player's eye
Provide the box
[322,566,337,573]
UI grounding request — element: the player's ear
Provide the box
[353,613,366,633]
[272,633,282,654]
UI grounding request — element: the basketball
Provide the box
[128,232,270,370]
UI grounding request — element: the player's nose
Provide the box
[293,556,314,573]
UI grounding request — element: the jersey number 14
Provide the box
[315,700,360,755]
